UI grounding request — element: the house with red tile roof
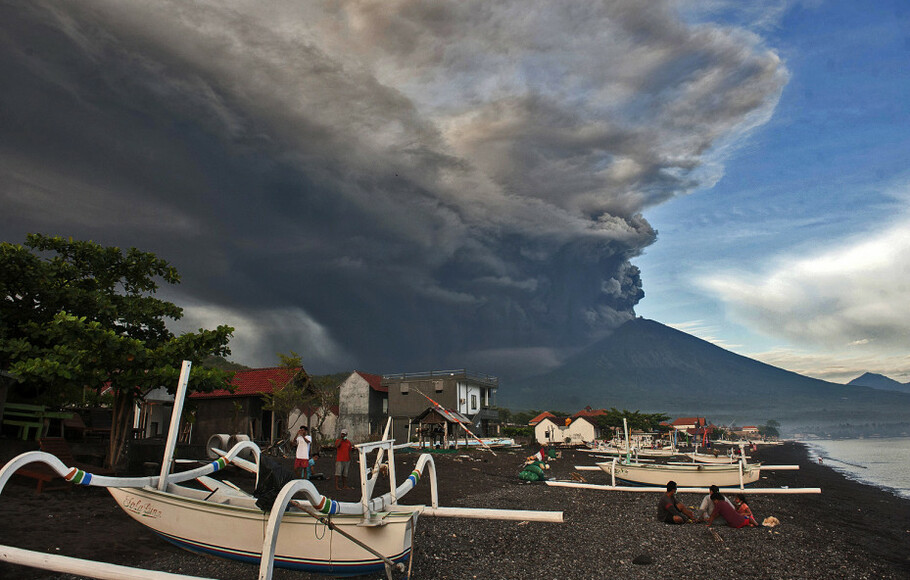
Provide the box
[669,417,707,432]
[573,406,608,419]
[337,371,388,443]
[189,367,339,447]
[534,415,601,445]
[528,411,556,426]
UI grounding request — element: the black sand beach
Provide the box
[1,441,908,579]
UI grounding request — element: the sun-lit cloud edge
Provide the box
[746,347,910,385]
[694,181,910,380]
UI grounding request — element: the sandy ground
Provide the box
[1,441,908,579]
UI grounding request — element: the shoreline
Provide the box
[752,440,910,574]
[0,440,908,579]
[798,436,910,500]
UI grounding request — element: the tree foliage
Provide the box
[758,419,781,439]
[261,352,311,440]
[0,234,234,467]
[591,408,670,432]
[260,352,343,443]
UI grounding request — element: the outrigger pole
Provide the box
[545,481,821,494]
[412,387,497,456]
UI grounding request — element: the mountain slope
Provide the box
[847,372,910,394]
[503,318,910,428]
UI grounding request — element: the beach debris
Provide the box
[519,461,550,482]
[708,527,724,543]
[632,554,653,565]
[763,516,780,527]
[570,472,587,482]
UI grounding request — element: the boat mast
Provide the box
[157,360,192,491]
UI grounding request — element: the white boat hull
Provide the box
[686,453,740,464]
[108,486,415,576]
[599,461,761,487]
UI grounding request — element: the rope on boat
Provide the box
[259,478,412,580]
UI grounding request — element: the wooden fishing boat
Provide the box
[599,459,761,487]
[107,484,415,576]
[685,452,739,464]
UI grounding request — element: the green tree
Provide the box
[0,234,234,468]
[261,352,311,442]
[592,408,670,432]
[758,419,781,439]
[260,353,343,444]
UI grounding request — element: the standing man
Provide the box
[657,480,695,524]
[295,425,312,479]
[334,429,354,490]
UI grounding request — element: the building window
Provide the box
[470,394,478,412]
[400,382,409,394]
[434,380,443,392]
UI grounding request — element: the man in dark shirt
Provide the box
[657,480,695,524]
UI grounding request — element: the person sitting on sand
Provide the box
[734,493,758,526]
[695,484,736,523]
[658,481,695,524]
[706,493,754,528]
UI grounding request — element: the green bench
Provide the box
[2,403,47,440]
[2,403,74,440]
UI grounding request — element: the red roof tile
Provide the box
[356,371,387,393]
[190,367,299,399]
[573,406,607,418]
[671,417,706,426]
[529,411,556,425]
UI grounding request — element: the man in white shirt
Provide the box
[695,484,736,523]
[295,425,312,479]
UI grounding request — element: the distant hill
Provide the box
[502,318,910,433]
[847,372,910,394]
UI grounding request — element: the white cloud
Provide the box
[749,347,910,385]
[700,217,910,352]
[665,320,743,350]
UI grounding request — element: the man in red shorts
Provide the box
[294,425,312,479]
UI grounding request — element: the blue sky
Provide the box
[2,1,907,384]
[636,1,910,382]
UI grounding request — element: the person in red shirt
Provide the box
[334,429,355,490]
[706,493,754,528]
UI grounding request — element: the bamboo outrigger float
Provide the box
[0,361,562,580]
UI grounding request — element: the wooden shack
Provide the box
[411,406,473,449]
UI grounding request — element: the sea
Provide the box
[803,437,910,500]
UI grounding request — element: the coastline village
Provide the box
[138,367,765,455]
[4,365,772,468]
[5,363,902,579]
[179,366,768,452]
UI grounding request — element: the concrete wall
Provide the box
[338,373,373,443]
[192,397,266,445]
[535,417,598,445]
[386,377,455,418]
[288,408,338,446]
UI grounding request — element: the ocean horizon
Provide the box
[803,437,910,500]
